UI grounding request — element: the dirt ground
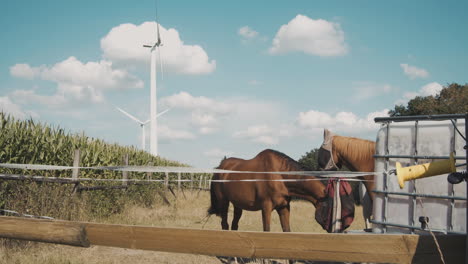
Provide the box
[0,190,366,264]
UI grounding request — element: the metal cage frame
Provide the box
[372,114,468,235]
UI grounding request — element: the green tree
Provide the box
[389,83,468,116]
[298,148,319,171]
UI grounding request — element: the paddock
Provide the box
[0,216,464,263]
[0,113,467,263]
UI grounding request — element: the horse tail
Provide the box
[207,174,220,216]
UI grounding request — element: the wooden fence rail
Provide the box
[0,148,212,191]
[0,216,464,264]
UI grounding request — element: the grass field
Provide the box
[0,189,366,264]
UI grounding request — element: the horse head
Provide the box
[318,129,342,171]
[314,179,355,233]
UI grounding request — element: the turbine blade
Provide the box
[141,108,169,125]
[157,22,162,45]
[156,108,170,118]
[116,107,144,124]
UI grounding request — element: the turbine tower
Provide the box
[143,20,163,156]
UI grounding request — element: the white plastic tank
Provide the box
[372,116,467,234]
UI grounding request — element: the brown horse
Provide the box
[318,129,375,225]
[208,149,354,233]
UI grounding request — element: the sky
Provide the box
[1,0,467,168]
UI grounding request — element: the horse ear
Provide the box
[324,129,336,140]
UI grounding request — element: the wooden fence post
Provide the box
[122,154,128,186]
[72,149,81,180]
[198,175,203,189]
[190,174,194,189]
[146,162,153,180]
[72,149,81,194]
[177,173,181,190]
[165,172,169,188]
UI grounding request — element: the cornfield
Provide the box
[0,112,193,220]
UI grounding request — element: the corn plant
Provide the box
[0,112,201,219]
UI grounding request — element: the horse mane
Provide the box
[258,149,304,171]
[216,156,228,169]
[333,136,375,163]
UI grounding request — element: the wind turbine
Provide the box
[143,17,163,156]
[116,107,170,151]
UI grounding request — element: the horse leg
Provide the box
[230,207,243,264]
[276,204,291,232]
[362,175,375,201]
[360,176,375,230]
[277,205,295,264]
[231,206,243,231]
[220,200,230,230]
[261,203,273,232]
[359,182,372,230]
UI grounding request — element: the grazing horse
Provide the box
[317,129,375,226]
[208,149,355,233]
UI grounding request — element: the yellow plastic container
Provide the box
[396,153,456,189]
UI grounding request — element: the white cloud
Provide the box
[269,14,347,56]
[395,82,443,105]
[297,109,389,134]
[161,91,231,135]
[238,26,259,39]
[10,57,143,105]
[297,110,334,128]
[420,82,443,96]
[161,91,231,114]
[10,64,42,79]
[191,112,217,126]
[366,109,390,123]
[0,96,38,119]
[159,125,195,140]
[400,63,429,79]
[101,22,216,75]
[233,124,279,145]
[352,82,395,100]
[159,91,291,144]
[255,135,278,145]
[191,112,219,134]
[41,57,143,91]
[10,89,67,106]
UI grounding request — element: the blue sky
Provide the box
[1,0,467,167]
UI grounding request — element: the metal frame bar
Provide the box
[448,119,457,232]
[374,154,466,160]
[383,122,390,233]
[375,114,467,123]
[372,190,466,200]
[370,220,466,235]
[410,121,419,234]
[464,114,468,263]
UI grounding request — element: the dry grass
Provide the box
[0,189,366,264]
